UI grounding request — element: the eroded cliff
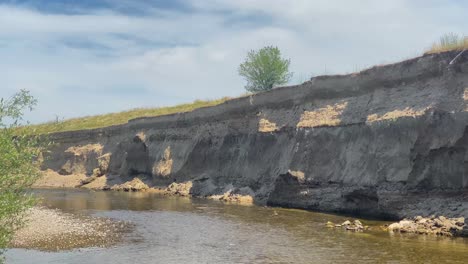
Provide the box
[40,51,468,219]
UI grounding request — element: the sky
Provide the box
[1,0,467,124]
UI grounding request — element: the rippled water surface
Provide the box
[6,189,468,263]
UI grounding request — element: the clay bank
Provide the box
[37,51,468,224]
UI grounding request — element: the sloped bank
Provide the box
[39,51,468,223]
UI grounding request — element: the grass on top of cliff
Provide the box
[425,33,467,54]
[22,97,230,134]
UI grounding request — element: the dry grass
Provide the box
[21,97,230,134]
[426,33,468,54]
[258,118,278,132]
[366,107,428,123]
[296,102,348,128]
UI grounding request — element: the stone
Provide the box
[416,228,428,234]
[417,218,428,224]
[399,220,414,228]
[388,223,401,231]
[353,220,363,227]
[454,217,465,226]
[111,178,149,192]
[77,175,97,187]
[341,220,351,226]
[433,219,444,228]
[166,181,193,196]
[92,168,102,177]
[386,215,467,237]
[328,219,366,232]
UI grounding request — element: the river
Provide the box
[6,189,468,263]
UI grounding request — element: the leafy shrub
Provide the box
[0,90,42,259]
[238,46,293,93]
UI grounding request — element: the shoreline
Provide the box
[9,188,468,264]
[34,171,256,205]
[32,182,468,238]
[10,207,133,251]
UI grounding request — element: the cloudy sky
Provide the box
[1,0,467,123]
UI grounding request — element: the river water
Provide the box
[6,189,468,263]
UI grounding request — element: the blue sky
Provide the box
[1,0,467,124]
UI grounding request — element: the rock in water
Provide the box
[111,178,149,192]
[166,181,193,196]
[341,220,351,226]
[386,216,466,237]
[327,219,367,232]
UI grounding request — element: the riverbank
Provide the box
[38,51,468,223]
[7,188,468,264]
[34,172,468,237]
[34,172,255,206]
[10,207,132,251]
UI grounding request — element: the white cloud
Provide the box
[0,1,467,123]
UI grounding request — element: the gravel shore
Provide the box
[10,207,132,251]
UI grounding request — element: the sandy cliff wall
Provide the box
[41,51,468,219]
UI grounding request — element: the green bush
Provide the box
[238,46,293,93]
[0,90,42,259]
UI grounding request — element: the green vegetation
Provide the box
[426,33,467,54]
[0,90,42,260]
[238,46,293,93]
[23,97,230,134]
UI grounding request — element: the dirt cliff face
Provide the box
[41,51,468,220]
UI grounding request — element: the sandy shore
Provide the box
[10,207,132,251]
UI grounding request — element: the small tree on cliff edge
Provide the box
[0,90,41,260]
[238,46,293,93]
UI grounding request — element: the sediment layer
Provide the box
[39,51,468,220]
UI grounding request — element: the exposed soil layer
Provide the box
[39,51,468,221]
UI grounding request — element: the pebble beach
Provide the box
[10,207,132,251]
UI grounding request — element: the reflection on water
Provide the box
[6,189,468,264]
